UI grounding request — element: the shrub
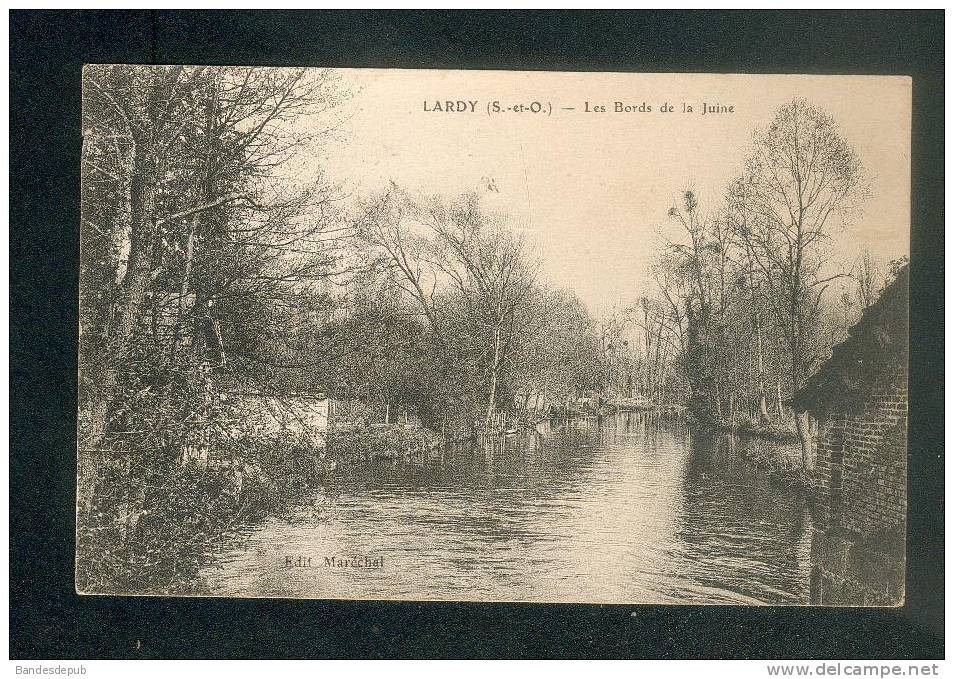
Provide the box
[76,429,324,595]
[328,424,442,463]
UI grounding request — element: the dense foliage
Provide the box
[78,70,903,593]
[624,99,906,469]
[78,67,611,592]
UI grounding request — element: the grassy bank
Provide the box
[687,411,819,491]
[718,418,800,443]
[689,410,800,443]
[328,424,444,463]
[733,437,822,492]
[714,426,821,492]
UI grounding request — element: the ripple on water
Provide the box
[203,414,813,604]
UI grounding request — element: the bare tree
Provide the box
[665,189,732,420]
[726,178,771,423]
[359,190,539,427]
[421,194,538,424]
[79,64,348,495]
[734,98,867,469]
[854,249,884,311]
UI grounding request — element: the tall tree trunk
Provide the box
[652,315,664,403]
[755,323,770,423]
[790,304,815,470]
[750,288,770,423]
[169,83,215,362]
[486,321,502,425]
[88,146,161,446]
[795,410,815,470]
[169,215,198,360]
[758,393,770,423]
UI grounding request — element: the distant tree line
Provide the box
[625,99,906,469]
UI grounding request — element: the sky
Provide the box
[298,70,911,313]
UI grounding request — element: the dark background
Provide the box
[9,10,944,659]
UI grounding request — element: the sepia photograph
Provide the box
[75,66,911,606]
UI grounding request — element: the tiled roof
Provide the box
[793,264,909,414]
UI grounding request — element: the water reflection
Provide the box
[669,432,814,604]
[201,412,815,603]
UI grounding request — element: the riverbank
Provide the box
[549,403,683,418]
[76,430,326,595]
[715,419,800,443]
[733,437,821,492]
[686,412,819,491]
[328,423,444,464]
[687,408,799,442]
[78,422,455,594]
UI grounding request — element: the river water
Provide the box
[201,412,815,604]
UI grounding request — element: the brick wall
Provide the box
[810,525,905,606]
[810,363,907,606]
[814,364,907,535]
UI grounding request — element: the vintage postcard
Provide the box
[77,67,910,604]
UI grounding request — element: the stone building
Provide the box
[794,265,908,606]
[226,391,330,443]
